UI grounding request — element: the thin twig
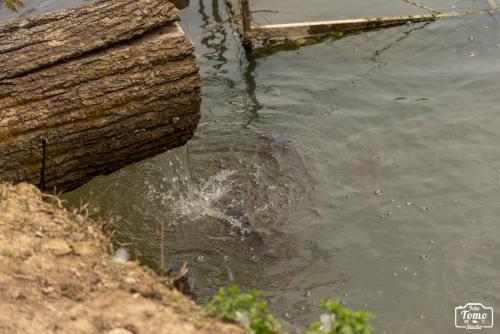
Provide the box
[41,193,66,209]
[155,218,165,275]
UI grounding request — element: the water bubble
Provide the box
[195,255,206,263]
[405,202,412,206]
[374,189,383,196]
[249,256,258,262]
[420,254,429,260]
[393,272,398,277]
[305,290,312,297]
[420,206,429,212]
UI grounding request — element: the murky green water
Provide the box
[3,1,500,333]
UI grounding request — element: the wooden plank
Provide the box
[247,9,497,41]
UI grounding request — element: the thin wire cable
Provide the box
[400,0,437,13]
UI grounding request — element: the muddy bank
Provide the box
[0,182,243,334]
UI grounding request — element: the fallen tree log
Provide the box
[0,0,202,192]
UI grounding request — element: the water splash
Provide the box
[156,145,193,202]
[152,147,250,233]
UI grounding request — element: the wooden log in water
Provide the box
[0,0,201,192]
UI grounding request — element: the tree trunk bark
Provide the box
[0,0,202,192]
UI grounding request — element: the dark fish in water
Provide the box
[258,134,317,184]
[212,192,276,259]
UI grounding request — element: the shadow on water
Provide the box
[243,49,263,126]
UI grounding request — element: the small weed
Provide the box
[206,284,284,334]
[2,249,22,264]
[0,0,25,12]
[306,299,374,334]
[2,249,15,258]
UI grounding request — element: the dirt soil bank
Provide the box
[0,183,244,334]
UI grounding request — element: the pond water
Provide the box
[3,1,500,333]
[250,0,494,24]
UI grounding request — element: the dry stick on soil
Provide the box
[156,218,166,275]
[41,192,66,209]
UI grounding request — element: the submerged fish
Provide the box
[212,192,276,259]
[258,134,317,184]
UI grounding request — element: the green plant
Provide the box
[206,284,284,334]
[0,0,25,11]
[307,299,374,334]
[2,249,16,258]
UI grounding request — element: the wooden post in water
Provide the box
[240,0,252,48]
